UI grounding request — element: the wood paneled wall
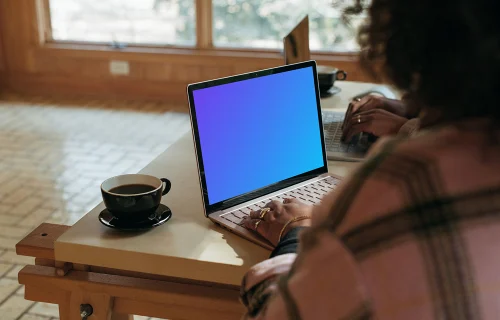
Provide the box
[0,24,4,72]
[0,0,369,106]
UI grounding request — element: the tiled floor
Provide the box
[0,95,190,320]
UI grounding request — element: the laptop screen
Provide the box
[188,62,327,211]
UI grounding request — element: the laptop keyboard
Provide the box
[220,176,340,226]
[322,111,371,154]
[322,111,353,153]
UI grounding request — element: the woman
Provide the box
[241,0,500,318]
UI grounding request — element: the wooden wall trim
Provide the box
[0,12,4,72]
[38,42,360,64]
[0,1,34,72]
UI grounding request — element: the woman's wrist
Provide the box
[281,219,312,240]
[270,226,310,258]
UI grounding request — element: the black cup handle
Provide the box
[336,70,347,81]
[160,178,171,196]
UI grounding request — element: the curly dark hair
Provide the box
[346,0,500,123]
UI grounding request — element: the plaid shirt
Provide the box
[241,119,500,319]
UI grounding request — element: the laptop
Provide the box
[187,61,342,250]
[284,16,310,65]
[283,16,396,162]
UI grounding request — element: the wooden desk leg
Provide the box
[58,303,70,320]
[57,300,133,320]
[57,291,133,320]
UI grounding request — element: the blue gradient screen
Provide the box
[192,66,325,205]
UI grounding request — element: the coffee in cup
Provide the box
[101,174,171,222]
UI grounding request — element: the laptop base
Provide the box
[327,151,365,162]
[209,173,342,250]
[210,215,274,250]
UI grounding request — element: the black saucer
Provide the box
[99,204,172,231]
[320,86,342,98]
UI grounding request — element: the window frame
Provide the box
[41,0,360,62]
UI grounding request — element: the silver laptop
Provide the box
[283,16,396,162]
[187,61,342,250]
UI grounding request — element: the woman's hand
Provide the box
[243,198,313,246]
[344,95,408,122]
[342,109,408,143]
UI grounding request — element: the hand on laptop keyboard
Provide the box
[342,109,408,143]
[242,198,313,246]
[220,176,340,241]
[345,95,408,120]
[341,95,410,142]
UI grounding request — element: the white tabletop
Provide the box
[55,81,375,286]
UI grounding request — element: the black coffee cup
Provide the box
[101,174,171,222]
[317,65,347,94]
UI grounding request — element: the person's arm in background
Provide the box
[397,118,420,137]
[342,94,420,142]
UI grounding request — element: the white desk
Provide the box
[53,81,370,287]
[16,81,381,320]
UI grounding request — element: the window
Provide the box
[48,0,362,52]
[213,0,362,52]
[49,0,196,46]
